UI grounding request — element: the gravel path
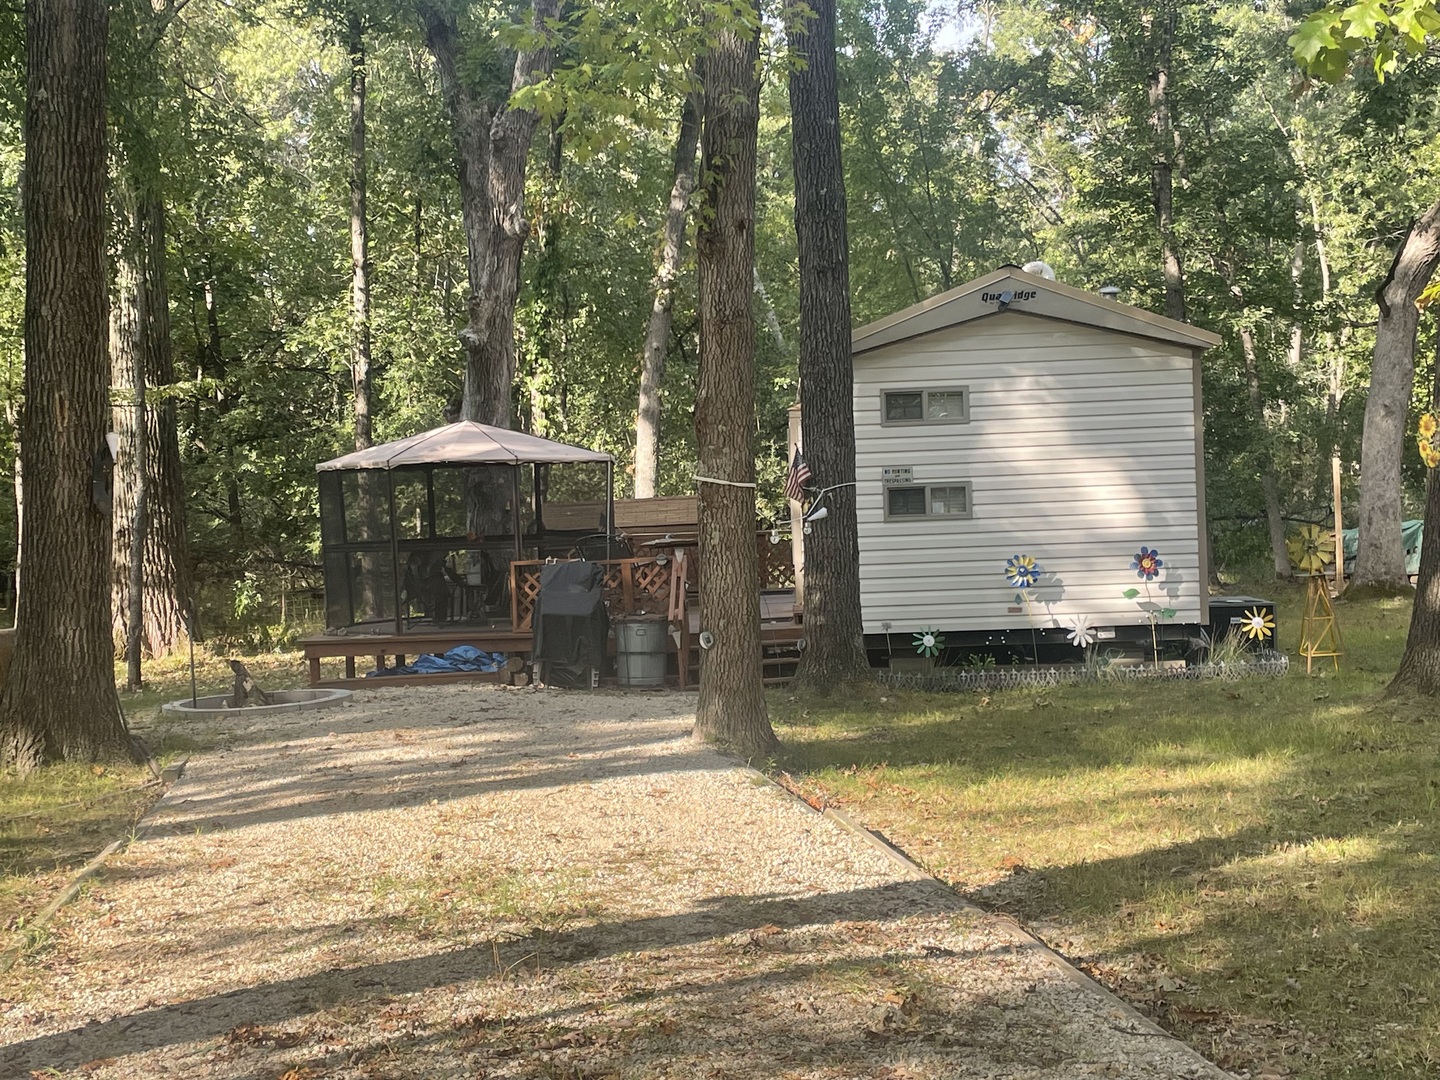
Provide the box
[0,685,1230,1078]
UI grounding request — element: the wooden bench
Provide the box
[299,628,534,687]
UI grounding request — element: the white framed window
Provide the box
[884,482,973,520]
[881,387,970,425]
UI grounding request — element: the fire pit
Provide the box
[162,687,352,720]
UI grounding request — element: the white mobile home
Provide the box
[847,266,1221,652]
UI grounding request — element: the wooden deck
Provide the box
[300,624,533,687]
[304,544,804,689]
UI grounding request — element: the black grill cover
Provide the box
[534,560,609,671]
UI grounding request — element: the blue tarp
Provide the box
[1340,519,1423,576]
[368,645,509,677]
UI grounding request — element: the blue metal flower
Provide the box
[1131,547,1163,580]
[1005,554,1042,589]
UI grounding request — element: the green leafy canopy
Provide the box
[1291,0,1440,83]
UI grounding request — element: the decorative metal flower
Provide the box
[1286,524,1335,575]
[1005,554,1042,589]
[1130,547,1163,580]
[1240,607,1274,642]
[913,629,944,657]
[1421,413,1440,468]
[1066,616,1098,648]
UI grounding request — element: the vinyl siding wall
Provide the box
[853,313,1204,635]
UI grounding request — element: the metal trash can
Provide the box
[615,616,668,688]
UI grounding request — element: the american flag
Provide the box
[784,447,811,503]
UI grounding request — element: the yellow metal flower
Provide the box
[1286,524,1335,574]
[1421,413,1439,439]
[1423,437,1440,469]
[1240,607,1274,642]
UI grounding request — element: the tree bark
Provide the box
[420,0,560,429]
[1390,336,1440,695]
[1148,1,1186,322]
[692,8,778,758]
[111,186,144,668]
[347,12,372,451]
[1354,200,1440,589]
[1,0,134,773]
[136,194,193,656]
[788,0,868,686]
[116,194,149,691]
[113,191,193,661]
[634,94,699,499]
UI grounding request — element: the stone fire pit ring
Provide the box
[161,688,352,720]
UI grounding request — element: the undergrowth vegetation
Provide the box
[772,583,1440,1078]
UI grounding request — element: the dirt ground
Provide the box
[0,685,1231,1078]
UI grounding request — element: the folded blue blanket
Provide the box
[367,646,509,677]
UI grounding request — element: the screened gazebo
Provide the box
[316,421,614,633]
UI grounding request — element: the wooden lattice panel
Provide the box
[757,536,796,590]
[512,566,544,631]
[509,556,677,630]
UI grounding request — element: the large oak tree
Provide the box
[1,0,136,773]
[787,0,867,685]
[692,0,778,757]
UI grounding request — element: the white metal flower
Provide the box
[1066,616,1098,648]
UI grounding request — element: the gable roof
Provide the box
[852,267,1223,356]
[317,421,612,471]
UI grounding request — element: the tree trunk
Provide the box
[112,187,144,660]
[122,200,150,691]
[1354,200,1440,589]
[1390,337,1440,695]
[1148,2,1185,322]
[634,94,699,499]
[1,0,134,773]
[420,0,560,429]
[788,0,868,686]
[113,191,192,661]
[347,12,372,451]
[692,9,778,758]
[137,194,192,656]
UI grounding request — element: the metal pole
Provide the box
[511,466,523,562]
[387,469,403,635]
[606,461,614,542]
[185,600,198,707]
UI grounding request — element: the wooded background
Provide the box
[0,0,1427,648]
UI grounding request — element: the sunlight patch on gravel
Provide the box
[0,685,1228,1078]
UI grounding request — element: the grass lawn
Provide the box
[772,583,1440,1079]
[1,648,307,938]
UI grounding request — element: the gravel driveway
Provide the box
[0,685,1230,1078]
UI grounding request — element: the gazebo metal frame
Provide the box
[316,421,614,634]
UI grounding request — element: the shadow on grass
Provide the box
[770,637,1440,1078]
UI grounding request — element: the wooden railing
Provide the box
[510,556,677,632]
[756,532,795,590]
[510,534,793,633]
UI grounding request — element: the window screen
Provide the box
[929,485,969,514]
[883,391,924,422]
[926,390,967,420]
[886,486,928,516]
[882,387,969,424]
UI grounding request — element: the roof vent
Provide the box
[1021,260,1057,281]
[1099,285,1121,301]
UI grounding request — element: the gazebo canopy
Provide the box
[317,421,612,472]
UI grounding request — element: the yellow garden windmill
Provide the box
[1288,524,1341,674]
[1287,524,1336,575]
